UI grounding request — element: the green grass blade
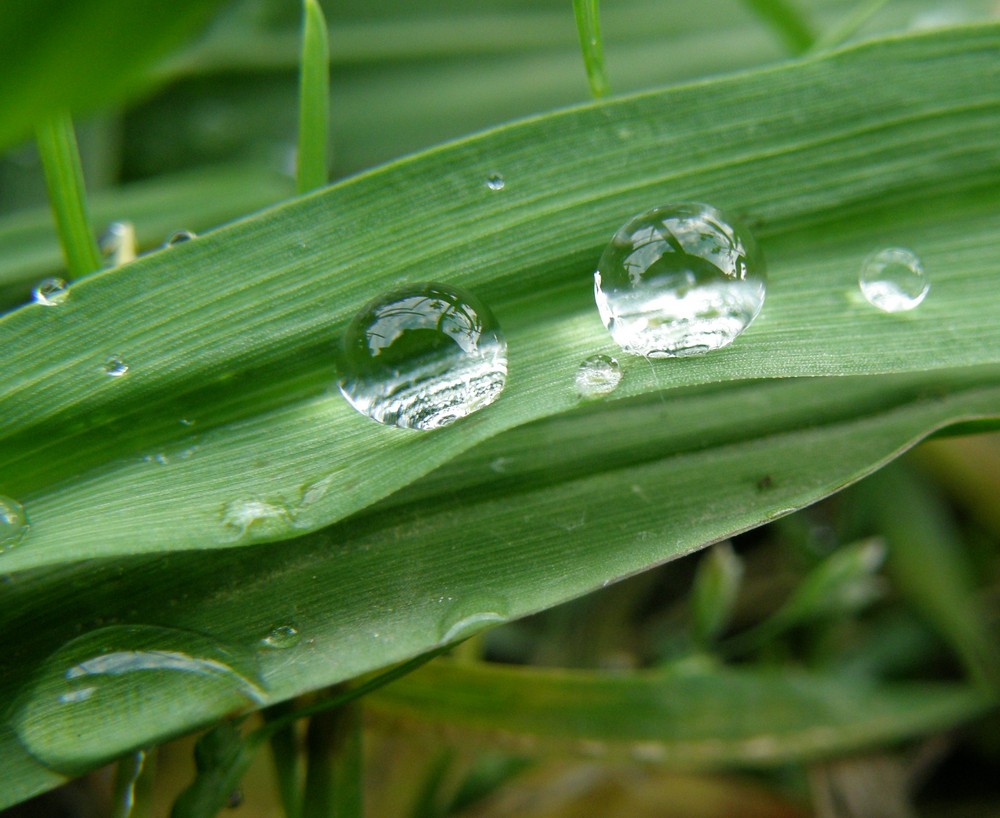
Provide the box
[369,660,992,765]
[0,27,998,572]
[741,0,816,53]
[812,0,892,52]
[572,0,609,98]
[303,706,363,818]
[33,113,102,279]
[264,703,303,818]
[297,0,330,193]
[3,371,1000,806]
[867,464,1000,691]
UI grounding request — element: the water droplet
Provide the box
[575,354,622,398]
[32,277,69,307]
[438,597,509,645]
[221,498,293,542]
[10,625,265,775]
[103,355,129,377]
[859,248,928,312]
[260,624,300,650]
[594,203,766,357]
[338,283,507,430]
[99,221,137,266]
[0,495,29,551]
[485,173,505,191]
[165,230,197,247]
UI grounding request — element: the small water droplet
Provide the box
[594,203,766,357]
[338,283,507,430]
[179,417,196,427]
[103,355,129,377]
[0,495,29,551]
[165,230,197,247]
[10,625,265,775]
[859,247,928,312]
[575,354,622,398]
[99,221,137,266]
[32,277,69,307]
[221,498,293,542]
[485,173,505,191]
[260,624,300,650]
[438,597,509,645]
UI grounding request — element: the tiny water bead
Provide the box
[485,172,505,191]
[32,277,69,306]
[859,247,928,312]
[594,203,766,357]
[99,221,137,266]
[260,624,301,650]
[11,625,265,775]
[0,495,28,550]
[575,354,622,398]
[338,283,507,430]
[165,229,197,247]
[104,354,129,377]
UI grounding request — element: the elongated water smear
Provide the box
[11,625,265,775]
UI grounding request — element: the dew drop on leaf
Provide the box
[337,282,507,430]
[164,230,197,247]
[10,625,265,775]
[575,354,622,398]
[859,247,928,312]
[485,172,505,191]
[103,354,129,377]
[32,277,69,307]
[594,202,766,357]
[260,624,301,650]
[438,597,509,645]
[0,495,28,551]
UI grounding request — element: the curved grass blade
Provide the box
[367,660,992,765]
[33,113,102,279]
[2,368,1000,806]
[0,27,998,573]
[572,0,609,97]
[297,0,330,194]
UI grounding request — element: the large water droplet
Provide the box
[165,230,197,247]
[33,277,69,307]
[575,354,622,398]
[10,625,265,775]
[260,624,301,650]
[438,597,509,645]
[338,283,507,430]
[594,203,766,357]
[0,495,29,551]
[104,355,129,377]
[859,247,928,312]
[485,173,505,191]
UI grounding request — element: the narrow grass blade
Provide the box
[572,0,609,98]
[812,0,892,52]
[741,0,815,53]
[297,0,330,193]
[33,113,102,279]
[867,463,1000,692]
[303,705,363,818]
[264,702,302,818]
[369,660,992,765]
[691,543,744,647]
